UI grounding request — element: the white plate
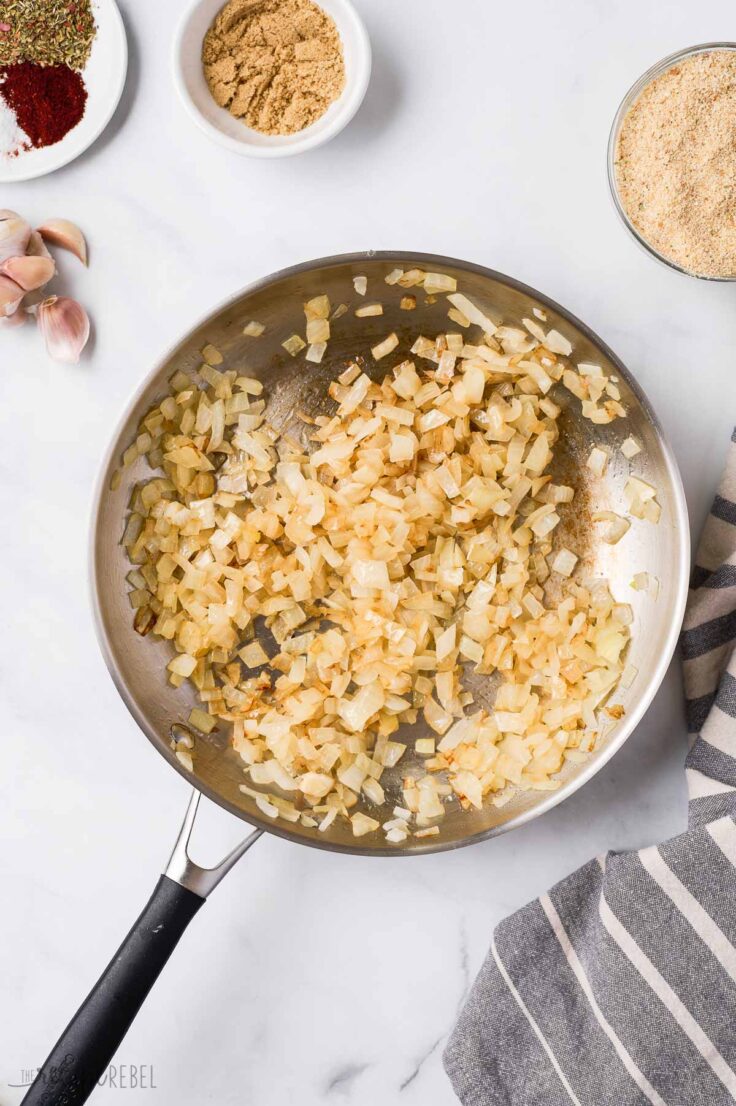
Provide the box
[0,0,128,182]
[173,0,371,158]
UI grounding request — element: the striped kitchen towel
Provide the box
[444,430,736,1106]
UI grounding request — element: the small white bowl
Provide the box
[0,0,128,183]
[173,0,371,158]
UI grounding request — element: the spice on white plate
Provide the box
[0,62,88,151]
[615,49,736,277]
[0,0,97,71]
[0,89,27,158]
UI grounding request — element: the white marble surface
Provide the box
[1,0,735,1102]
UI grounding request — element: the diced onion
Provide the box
[201,344,223,366]
[306,318,330,343]
[256,795,280,819]
[351,812,380,836]
[594,511,630,545]
[545,329,572,356]
[424,272,457,294]
[446,293,496,335]
[240,641,269,667]
[631,571,658,596]
[363,777,385,804]
[304,295,330,320]
[282,334,306,356]
[306,342,327,364]
[189,708,216,735]
[587,447,609,477]
[551,548,578,577]
[123,274,635,840]
[620,663,638,689]
[372,332,399,360]
[448,307,470,328]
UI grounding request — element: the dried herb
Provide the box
[0,0,97,71]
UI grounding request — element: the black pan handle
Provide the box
[22,790,262,1106]
[21,875,204,1106]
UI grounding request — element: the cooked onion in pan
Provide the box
[120,271,659,842]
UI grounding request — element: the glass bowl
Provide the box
[607,42,736,281]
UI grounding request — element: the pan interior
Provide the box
[92,254,687,855]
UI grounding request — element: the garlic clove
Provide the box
[0,209,32,263]
[0,274,25,316]
[37,219,88,266]
[0,304,27,329]
[26,229,54,261]
[37,296,90,363]
[1,254,55,292]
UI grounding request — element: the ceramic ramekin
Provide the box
[173,0,371,159]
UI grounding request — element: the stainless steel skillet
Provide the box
[23,252,689,1105]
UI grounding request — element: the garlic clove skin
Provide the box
[37,296,90,363]
[37,219,88,266]
[26,229,54,262]
[1,254,55,292]
[0,210,32,263]
[0,274,25,316]
[0,304,27,329]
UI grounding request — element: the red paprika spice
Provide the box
[0,62,87,149]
